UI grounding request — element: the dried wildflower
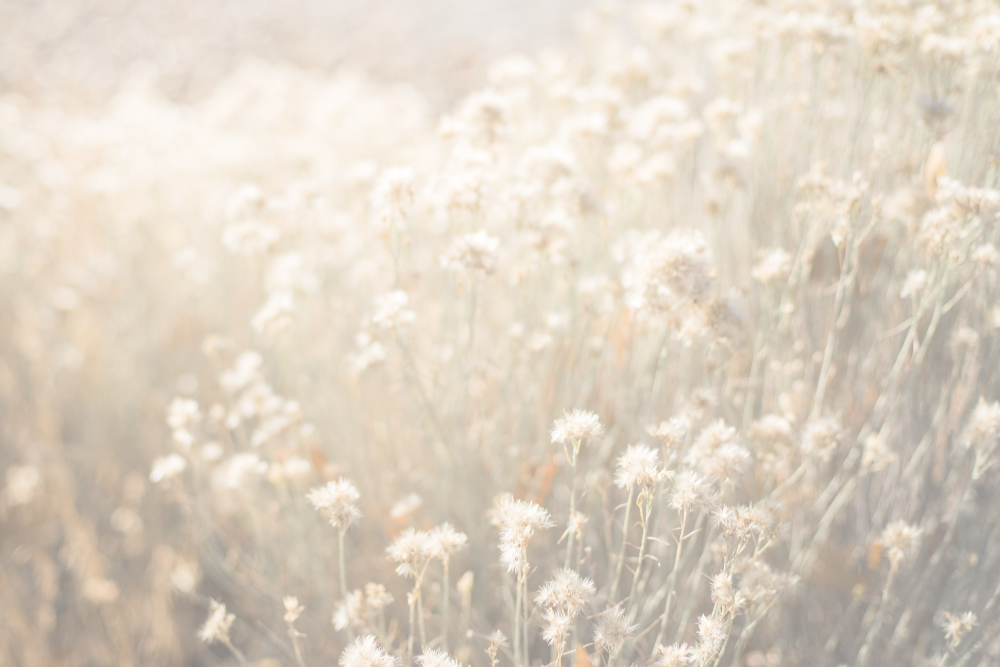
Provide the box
[495,497,554,573]
[594,606,636,655]
[307,479,362,532]
[942,611,977,648]
[749,414,793,447]
[340,635,397,667]
[918,206,962,254]
[488,629,509,648]
[962,397,1000,449]
[713,504,776,545]
[167,397,200,430]
[150,454,187,484]
[486,629,508,667]
[699,443,751,487]
[441,231,500,274]
[541,608,573,647]
[429,522,468,561]
[801,416,844,461]
[653,643,693,667]
[535,568,595,618]
[371,166,415,227]
[974,243,1000,267]
[614,444,669,490]
[334,590,365,630]
[647,414,691,449]
[669,470,712,513]
[862,433,898,471]
[619,231,717,332]
[685,420,737,468]
[387,527,434,579]
[551,409,605,446]
[364,583,393,610]
[710,572,745,615]
[417,650,461,667]
[738,561,796,610]
[199,600,235,644]
[880,521,922,569]
[370,290,416,330]
[693,614,726,663]
[219,350,264,394]
[752,247,793,284]
[252,292,295,335]
[899,269,927,299]
[283,596,303,623]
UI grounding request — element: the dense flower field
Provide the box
[2,2,1000,666]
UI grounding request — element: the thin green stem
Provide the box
[653,508,687,650]
[442,558,451,653]
[609,487,634,602]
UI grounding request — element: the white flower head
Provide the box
[551,409,605,446]
[942,611,977,648]
[199,600,235,644]
[653,643,693,667]
[150,454,187,483]
[429,522,468,561]
[880,521,922,569]
[593,606,636,655]
[541,608,573,647]
[669,470,713,513]
[615,444,669,490]
[387,528,434,579]
[283,596,304,624]
[370,290,416,330]
[693,614,726,664]
[535,568,595,618]
[307,479,362,531]
[417,649,460,667]
[752,247,792,284]
[495,497,554,573]
[333,590,365,631]
[340,635,397,667]
[441,231,500,274]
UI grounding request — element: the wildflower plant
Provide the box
[4,2,1000,667]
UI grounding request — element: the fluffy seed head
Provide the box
[340,635,397,667]
[551,409,605,446]
[495,496,554,573]
[710,572,744,615]
[669,470,712,512]
[693,614,726,663]
[880,521,922,569]
[333,590,365,631]
[653,643,693,667]
[535,568,595,618]
[752,247,792,284]
[647,414,691,448]
[615,444,669,490]
[429,522,468,561]
[307,479,362,531]
[541,608,573,647]
[594,606,636,655]
[942,611,977,648]
[441,231,500,274]
[387,528,434,579]
[365,583,394,610]
[417,649,461,667]
[283,596,303,624]
[487,629,509,649]
[199,600,235,644]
